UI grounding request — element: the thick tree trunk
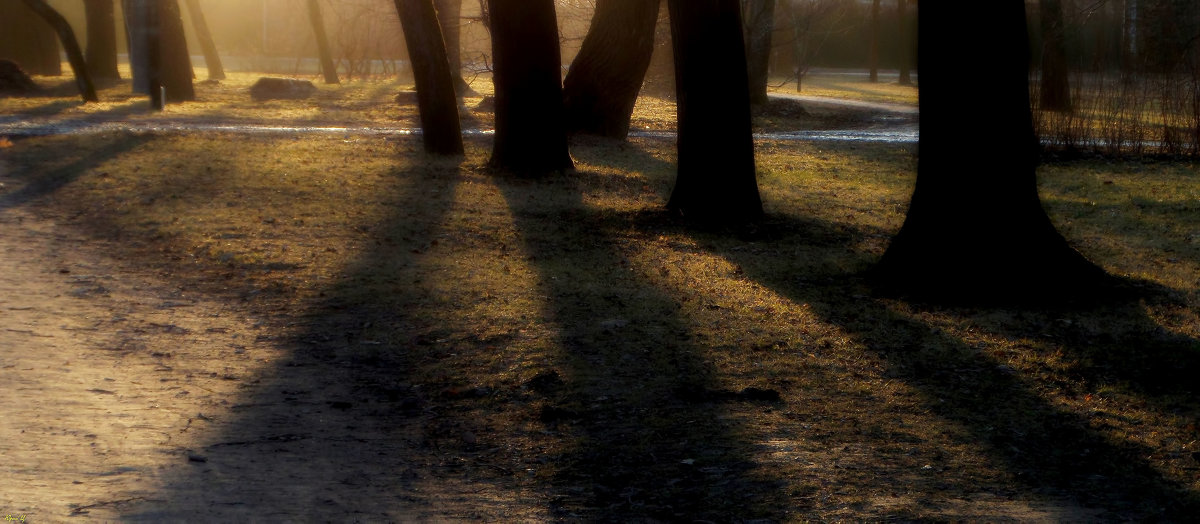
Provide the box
[1039,0,1071,111]
[85,0,121,80]
[868,0,880,83]
[872,2,1106,303]
[183,0,225,80]
[158,0,194,102]
[666,0,763,224]
[393,0,464,155]
[307,0,340,84]
[486,0,573,176]
[896,0,911,85]
[433,0,473,96]
[0,1,62,76]
[562,0,660,139]
[19,0,98,102]
[742,0,775,105]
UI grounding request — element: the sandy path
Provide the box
[0,164,288,520]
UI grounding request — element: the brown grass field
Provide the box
[1,72,1198,521]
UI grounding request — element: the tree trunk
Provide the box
[307,0,339,84]
[666,0,763,224]
[896,0,911,85]
[486,0,573,176]
[183,0,225,80]
[868,0,880,83]
[85,0,121,80]
[393,0,464,155]
[742,0,775,105]
[19,0,98,102]
[0,1,62,76]
[872,1,1106,303]
[1039,0,1071,111]
[433,0,473,96]
[562,0,660,139]
[158,0,194,102]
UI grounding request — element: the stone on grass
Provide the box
[0,60,39,94]
[249,77,316,101]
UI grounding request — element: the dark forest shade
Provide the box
[84,0,121,80]
[562,0,660,139]
[19,0,98,102]
[872,2,1106,303]
[307,0,339,85]
[868,0,880,83]
[743,0,776,105]
[666,0,763,224]
[896,0,911,86]
[486,0,573,176]
[393,0,464,156]
[0,1,62,76]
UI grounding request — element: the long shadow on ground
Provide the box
[707,212,1200,520]
[495,171,786,521]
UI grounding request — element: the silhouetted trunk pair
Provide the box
[562,0,660,139]
[874,2,1105,302]
[124,0,194,103]
[393,0,463,155]
[18,0,97,102]
[486,0,573,175]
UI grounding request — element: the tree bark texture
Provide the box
[896,0,911,85]
[873,1,1105,303]
[84,0,121,80]
[433,0,473,95]
[486,0,574,175]
[0,1,62,76]
[307,0,340,84]
[158,0,194,101]
[742,0,775,105]
[667,0,763,224]
[183,0,225,80]
[868,0,880,83]
[393,0,464,155]
[18,0,98,102]
[562,0,660,139]
[1039,0,1071,111]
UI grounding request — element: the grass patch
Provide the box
[1,87,1198,520]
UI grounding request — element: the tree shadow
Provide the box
[0,132,149,210]
[494,171,787,521]
[120,160,486,521]
[704,212,1200,519]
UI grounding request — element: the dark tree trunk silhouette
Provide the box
[19,0,98,102]
[562,0,660,139]
[84,0,121,80]
[872,2,1106,303]
[393,0,464,155]
[307,0,339,84]
[667,0,763,224]
[158,0,194,102]
[896,0,911,85]
[0,1,62,76]
[868,0,880,83]
[486,0,573,175]
[1039,0,1071,111]
[183,0,225,80]
[742,0,775,105]
[433,0,473,96]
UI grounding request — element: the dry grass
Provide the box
[768,72,919,106]
[1,80,1198,521]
